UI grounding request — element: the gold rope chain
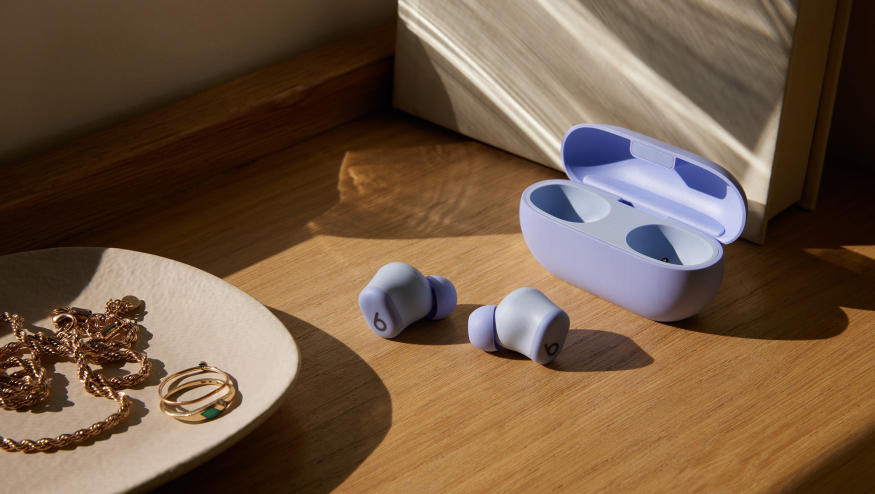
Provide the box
[0,297,151,453]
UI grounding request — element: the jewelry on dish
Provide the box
[158,362,236,422]
[0,297,150,453]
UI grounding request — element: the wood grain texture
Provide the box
[40,112,874,493]
[0,23,395,256]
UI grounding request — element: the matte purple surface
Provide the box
[469,288,570,364]
[426,275,457,320]
[358,262,456,338]
[529,308,570,365]
[468,304,498,352]
[358,285,404,338]
[519,124,744,321]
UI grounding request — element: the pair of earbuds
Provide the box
[358,262,569,364]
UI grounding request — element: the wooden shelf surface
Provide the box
[36,111,875,493]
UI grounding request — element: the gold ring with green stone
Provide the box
[158,362,236,422]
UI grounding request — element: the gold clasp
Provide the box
[51,307,92,330]
[51,312,76,329]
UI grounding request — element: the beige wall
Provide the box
[0,0,395,163]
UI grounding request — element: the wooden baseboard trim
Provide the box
[0,23,395,255]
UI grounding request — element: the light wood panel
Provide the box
[393,0,850,243]
[46,112,875,492]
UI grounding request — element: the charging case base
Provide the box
[519,125,746,322]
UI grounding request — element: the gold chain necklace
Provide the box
[0,297,151,453]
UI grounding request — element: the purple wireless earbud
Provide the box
[359,262,457,338]
[468,287,569,364]
[467,304,498,352]
[423,275,456,320]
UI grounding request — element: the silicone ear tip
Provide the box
[425,275,457,320]
[468,305,498,352]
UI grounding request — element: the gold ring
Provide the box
[158,362,236,422]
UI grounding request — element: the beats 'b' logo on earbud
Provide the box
[468,287,569,365]
[373,313,387,332]
[358,262,457,339]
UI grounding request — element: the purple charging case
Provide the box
[519,124,747,322]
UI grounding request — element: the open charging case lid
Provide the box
[561,124,747,244]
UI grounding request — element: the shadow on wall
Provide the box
[393,0,797,225]
[159,309,392,493]
[393,22,551,166]
[582,0,795,150]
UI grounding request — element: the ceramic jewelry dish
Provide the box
[0,247,299,493]
[520,124,746,321]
